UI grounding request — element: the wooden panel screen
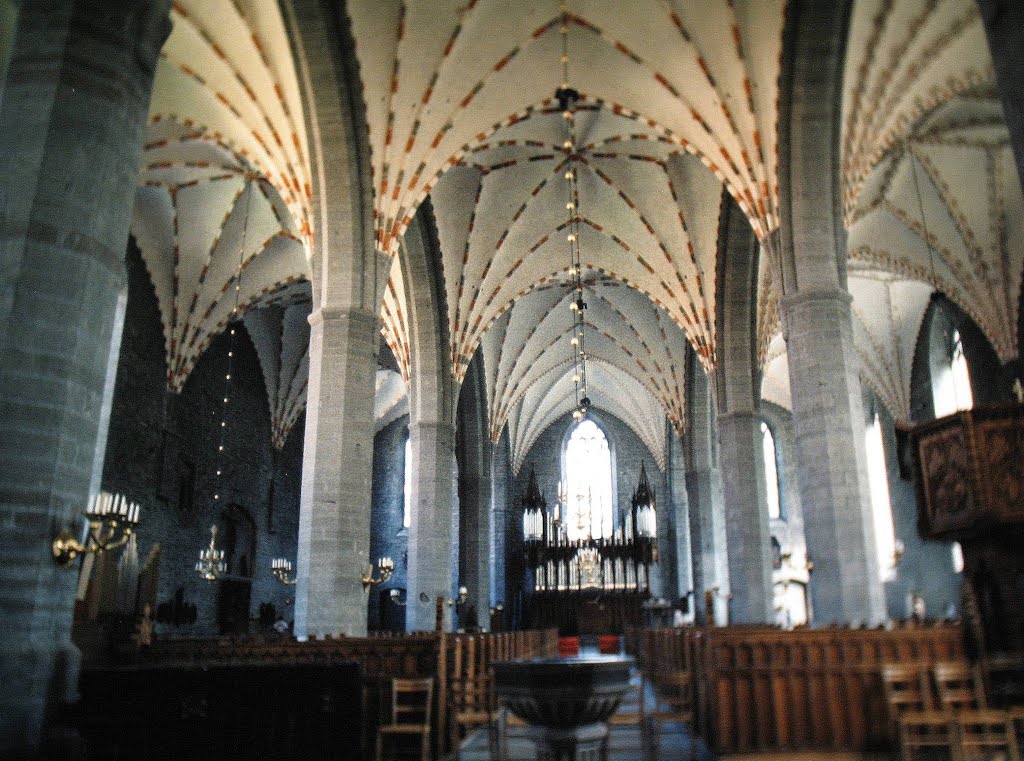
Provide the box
[629,625,965,753]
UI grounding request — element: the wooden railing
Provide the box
[98,628,557,759]
[629,624,966,754]
[73,661,362,760]
[437,629,558,757]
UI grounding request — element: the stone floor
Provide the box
[447,645,897,761]
[451,719,896,760]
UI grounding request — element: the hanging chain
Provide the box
[558,5,589,420]
[213,176,253,503]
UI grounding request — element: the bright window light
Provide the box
[865,413,897,581]
[564,420,613,540]
[403,436,412,529]
[761,421,781,520]
[934,329,973,416]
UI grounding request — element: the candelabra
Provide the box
[447,585,469,607]
[362,556,394,590]
[195,525,227,581]
[272,557,297,585]
[52,491,141,567]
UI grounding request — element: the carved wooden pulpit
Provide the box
[904,403,1024,703]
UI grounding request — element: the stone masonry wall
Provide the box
[99,242,302,638]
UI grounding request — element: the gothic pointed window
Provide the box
[933,329,973,417]
[403,436,412,529]
[563,420,614,540]
[865,412,897,581]
[761,421,781,520]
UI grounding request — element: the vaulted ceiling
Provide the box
[134,0,1023,459]
[761,0,1022,424]
[353,0,786,451]
[131,0,313,448]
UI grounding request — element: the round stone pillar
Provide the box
[0,0,170,753]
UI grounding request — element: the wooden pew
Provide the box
[628,623,966,754]
[73,661,362,760]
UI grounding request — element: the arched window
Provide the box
[403,436,412,529]
[563,419,614,540]
[761,421,781,520]
[865,412,897,581]
[933,328,974,417]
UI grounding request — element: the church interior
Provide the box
[2,0,1024,758]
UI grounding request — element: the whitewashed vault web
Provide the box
[130,0,313,449]
[355,0,786,453]
[761,0,1022,422]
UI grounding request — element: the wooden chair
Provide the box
[881,663,958,761]
[934,662,987,712]
[933,661,1021,761]
[956,709,1021,761]
[647,670,696,761]
[449,671,495,759]
[375,677,433,761]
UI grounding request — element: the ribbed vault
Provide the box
[243,293,311,448]
[756,0,1024,423]
[350,0,785,252]
[846,95,1023,364]
[506,359,667,476]
[480,276,688,462]
[130,0,314,448]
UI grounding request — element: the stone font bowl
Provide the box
[492,655,634,729]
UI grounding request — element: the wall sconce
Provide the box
[389,588,407,606]
[447,585,469,607]
[272,557,297,585]
[892,539,906,567]
[53,491,141,567]
[362,557,394,590]
[195,525,226,581]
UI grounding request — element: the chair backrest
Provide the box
[881,663,932,716]
[390,678,434,728]
[451,671,493,714]
[933,661,985,711]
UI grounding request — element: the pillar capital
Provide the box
[307,304,379,330]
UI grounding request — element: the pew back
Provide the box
[629,625,965,753]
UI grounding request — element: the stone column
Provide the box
[777,1,886,625]
[978,0,1024,191]
[294,307,379,638]
[666,431,694,607]
[684,355,730,624]
[782,291,884,624]
[715,195,774,623]
[407,420,457,630]
[717,411,774,622]
[457,443,492,631]
[397,208,458,632]
[490,432,511,617]
[0,0,170,751]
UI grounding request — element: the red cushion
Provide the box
[598,635,620,654]
[558,636,580,656]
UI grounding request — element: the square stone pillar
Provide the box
[717,411,774,623]
[295,306,379,638]
[666,432,693,606]
[406,420,457,631]
[782,289,886,625]
[0,1,170,751]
